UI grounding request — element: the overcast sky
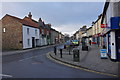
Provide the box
[1,2,105,36]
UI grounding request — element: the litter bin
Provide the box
[82,45,88,51]
[73,48,79,62]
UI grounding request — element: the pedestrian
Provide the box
[89,40,91,45]
[103,45,106,49]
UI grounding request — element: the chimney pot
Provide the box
[39,18,42,22]
[28,12,32,19]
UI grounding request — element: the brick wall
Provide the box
[2,16,23,50]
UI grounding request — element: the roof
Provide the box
[94,14,102,24]
[23,16,38,28]
[51,28,59,33]
[101,1,110,24]
[4,14,39,28]
[45,24,51,29]
[5,14,23,23]
[87,27,92,30]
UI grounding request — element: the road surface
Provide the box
[2,45,116,79]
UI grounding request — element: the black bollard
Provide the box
[60,49,62,58]
[73,48,80,62]
[69,49,71,55]
[69,46,71,55]
[54,46,57,55]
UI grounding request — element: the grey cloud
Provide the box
[1,2,104,35]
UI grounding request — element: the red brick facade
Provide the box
[2,15,23,50]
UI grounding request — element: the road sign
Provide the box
[100,49,108,59]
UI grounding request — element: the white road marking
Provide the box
[0,74,12,77]
[19,54,45,62]
[19,56,35,61]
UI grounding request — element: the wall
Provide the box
[105,1,119,60]
[2,16,23,50]
[76,33,79,40]
[51,29,59,44]
[22,25,40,49]
[87,27,92,37]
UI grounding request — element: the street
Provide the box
[2,45,116,78]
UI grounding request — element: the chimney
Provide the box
[38,18,42,22]
[42,21,45,26]
[28,12,32,19]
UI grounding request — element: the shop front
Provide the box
[107,17,120,61]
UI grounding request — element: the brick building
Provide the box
[1,13,40,50]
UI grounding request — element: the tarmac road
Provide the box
[2,45,117,79]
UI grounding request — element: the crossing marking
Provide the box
[47,52,118,77]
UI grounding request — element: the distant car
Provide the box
[64,40,72,49]
[71,40,79,46]
[91,42,97,44]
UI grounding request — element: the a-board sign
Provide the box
[100,49,108,59]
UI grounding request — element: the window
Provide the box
[27,28,29,35]
[3,28,6,32]
[28,39,30,46]
[47,31,49,35]
[42,29,44,34]
[35,29,37,35]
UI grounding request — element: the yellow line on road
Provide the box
[46,52,118,78]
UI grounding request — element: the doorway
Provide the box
[116,30,120,61]
[32,37,35,48]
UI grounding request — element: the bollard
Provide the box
[73,48,80,62]
[82,45,88,51]
[68,46,71,55]
[54,46,57,55]
[69,49,70,55]
[69,50,70,55]
[60,49,62,58]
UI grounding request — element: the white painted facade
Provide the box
[110,31,116,59]
[76,33,79,40]
[104,1,120,60]
[22,25,40,49]
[105,2,115,59]
[40,36,47,46]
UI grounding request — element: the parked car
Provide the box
[64,40,72,49]
[71,40,79,46]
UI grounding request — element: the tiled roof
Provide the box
[5,14,23,23]
[5,14,39,28]
[23,17,38,28]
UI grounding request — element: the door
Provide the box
[108,33,111,56]
[32,37,35,48]
[116,30,120,61]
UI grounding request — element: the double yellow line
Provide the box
[46,52,118,78]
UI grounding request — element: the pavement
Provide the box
[48,45,119,77]
[1,44,60,56]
